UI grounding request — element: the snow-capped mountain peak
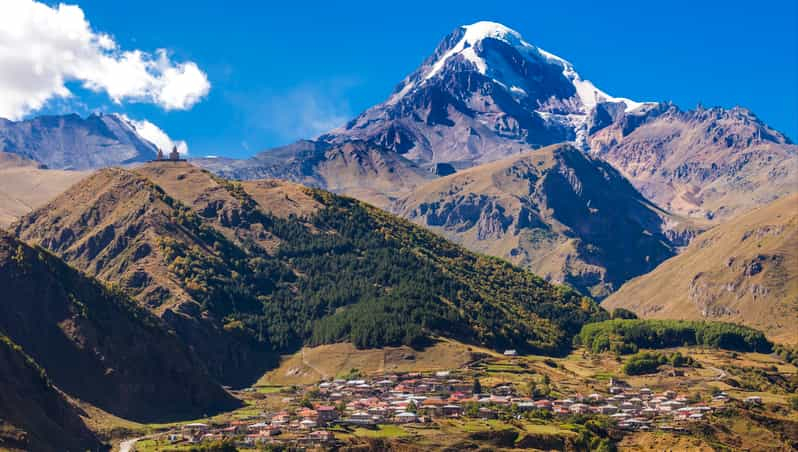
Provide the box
[328,20,660,167]
[394,21,646,114]
[422,21,525,81]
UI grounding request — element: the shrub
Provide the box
[579,319,771,355]
[622,351,696,375]
[611,308,637,320]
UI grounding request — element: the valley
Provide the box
[98,339,798,451]
[2,158,794,451]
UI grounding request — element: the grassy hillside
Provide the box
[603,193,798,344]
[14,163,606,380]
[0,231,239,422]
[14,167,279,386]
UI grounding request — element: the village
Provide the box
[148,363,763,449]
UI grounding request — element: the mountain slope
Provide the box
[0,231,239,422]
[196,139,432,207]
[0,152,89,227]
[13,167,278,387]
[15,162,606,360]
[0,334,103,452]
[394,143,685,299]
[589,105,798,221]
[0,113,158,170]
[602,194,798,344]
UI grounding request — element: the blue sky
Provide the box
[33,0,798,157]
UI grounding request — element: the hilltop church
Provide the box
[154,146,184,162]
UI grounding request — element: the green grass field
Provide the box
[352,424,410,438]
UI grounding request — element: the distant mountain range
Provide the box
[195,22,796,296]
[588,104,798,221]
[0,113,158,170]
[197,139,434,207]
[196,21,655,203]
[1,22,796,302]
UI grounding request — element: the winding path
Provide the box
[301,347,328,379]
[709,366,727,380]
[119,434,153,452]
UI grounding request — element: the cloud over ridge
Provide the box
[118,114,189,156]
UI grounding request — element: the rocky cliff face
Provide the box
[588,105,798,221]
[0,232,239,423]
[0,113,157,170]
[603,193,798,344]
[394,143,686,298]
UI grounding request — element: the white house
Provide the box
[396,412,419,423]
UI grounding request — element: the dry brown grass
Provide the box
[0,153,89,227]
[617,431,715,451]
[605,193,798,344]
[241,179,322,218]
[392,143,689,299]
[258,339,490,385]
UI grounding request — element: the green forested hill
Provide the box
[234,186,605,354]
[14,163,606,384]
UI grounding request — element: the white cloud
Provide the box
[0,0,211,120]
[119,114,189,155]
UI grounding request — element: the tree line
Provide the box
[577,319,772,355]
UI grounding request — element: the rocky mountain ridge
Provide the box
[394,143,690,298]
[0,113,158,170]
[588,104,798,221]
[196,22,796,230]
